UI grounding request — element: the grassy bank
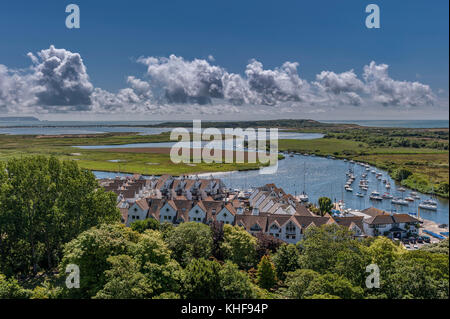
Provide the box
[0,133,277,176]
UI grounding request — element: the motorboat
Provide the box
[405,197,415,202]
[356,192,364,197]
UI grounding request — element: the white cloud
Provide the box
[0,47,440,115]
[363,61,435,107]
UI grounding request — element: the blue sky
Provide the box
[0,0,448,119]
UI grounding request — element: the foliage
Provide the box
[0,156,120,277]
[304,273,364,299]
[130,218,160,233]
[94,255,153,299]
[282,269,320,299]
[298,224,358,273]
[272,244,301,281]
[0,274,31,299]
[219,261,259,299]
[318,197,333,216]
[165,222,213,267]
[221,225,257,269]
[210,221,225,260]
[255,232,283,260]
[181,258,222,299]
[59,223,139,298]
[256,256,277,290]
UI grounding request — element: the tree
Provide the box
[282,269,320,299]
[334,247,369,287]
[272,244,301,281]
[181,258,222,299]
[219,261,259,299]
[94,255,152,299]
[210,221,224,260]
[304,273,364,299]
[298,224,357,273]
[384,250,449,299]
[318,197,333,216]
[256,256,277,290]
[165,222,212,267]
[130,218,160,233]
[0,156,120,277]
[131,230,181,296]
[0,273,30,299]
[59,223,139,298]
[255,232,283,260]
[392,167,413,181]
[221,225,257,269]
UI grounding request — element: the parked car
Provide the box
[423,236,431,243]
[409,238,417,244]
[402,239,409,245]
[413,244,419,249]
[405,244,411,249]
[417,237,424,244]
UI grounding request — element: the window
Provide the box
[286,222,296,233]
[166,208,169,212]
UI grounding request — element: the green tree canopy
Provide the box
[165,222,213,267]
[256,255,277,290]
[221,225,257,269]
[272,244,301,281]
[0,156,120,276]
[318,197,333,216]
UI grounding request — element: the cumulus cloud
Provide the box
[363,61,435,107]
[245,60,309,105]
[0,46,439,115]
[28,45,94,111]
[137,55,225,105]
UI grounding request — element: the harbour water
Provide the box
[94,153,449,225]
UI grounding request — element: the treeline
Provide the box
[2,220,448,299]
[325,129,449,150]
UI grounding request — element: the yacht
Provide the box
[418,199,438,211]
[385,183,391,189]
[345,186,353,192]
[369,191,383,201]
[392,198,409,206]
[297,192,309,203]
[405,196,415,202]
[382,192,393,199]
[398,187,406,192]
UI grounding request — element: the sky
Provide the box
[0,0,448,120]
